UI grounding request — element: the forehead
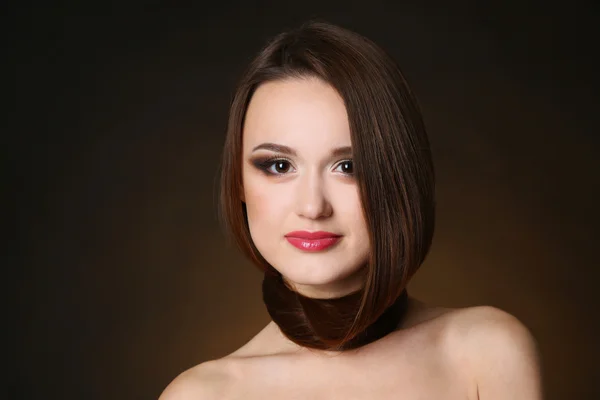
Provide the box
[242,77,351,151]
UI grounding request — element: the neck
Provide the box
[262,270,410,351]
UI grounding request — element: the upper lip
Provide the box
[285,231,341,239]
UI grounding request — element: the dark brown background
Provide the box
[9,2,599,399]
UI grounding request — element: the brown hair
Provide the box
[219,20,435,351]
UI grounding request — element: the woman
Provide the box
[161,20,542,399]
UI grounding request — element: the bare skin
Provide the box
[160,78,542,399]
[159,297,543,399]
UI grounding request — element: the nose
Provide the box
[295,171,333,220]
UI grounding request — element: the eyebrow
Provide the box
[251,143,353,158]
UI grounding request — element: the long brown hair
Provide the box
[219,20,435,351]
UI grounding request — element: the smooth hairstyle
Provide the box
[219,20,435,351]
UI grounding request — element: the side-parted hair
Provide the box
[219,20,435,351]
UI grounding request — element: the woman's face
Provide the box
[242,77,370,299]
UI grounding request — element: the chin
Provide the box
[277,261,364,288]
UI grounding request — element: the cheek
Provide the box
[335,187,370,254]
[243,176,290,235]
[335,185,367,226]
[245,190,271,227]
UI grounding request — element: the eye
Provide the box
[334,160,354,175]
[252,157,295,176]
[268,159,292,174]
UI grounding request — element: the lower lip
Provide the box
[285,237,341,252]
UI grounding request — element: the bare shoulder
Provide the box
[439,305,532,336]
[441,305,539,355]
[158,360,233,400]
[440,306,543,399]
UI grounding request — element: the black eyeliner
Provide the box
[250,156,292,176]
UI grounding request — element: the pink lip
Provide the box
[284,231,342,252]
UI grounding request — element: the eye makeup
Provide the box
[249,155,354,178]
[250,156,295,176]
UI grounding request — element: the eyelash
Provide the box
[252,157,354,177]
